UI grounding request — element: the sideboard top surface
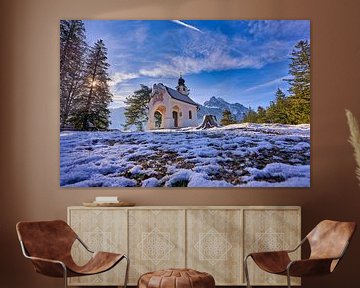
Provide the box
[68,205,301,210]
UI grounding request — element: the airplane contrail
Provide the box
[171,20,203,33]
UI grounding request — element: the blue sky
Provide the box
[83,20,310,109]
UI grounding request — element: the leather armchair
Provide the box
[16,220,129,288]
[244,220,356,288]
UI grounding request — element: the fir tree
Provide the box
[123,85,152,131]
[220,109,237,126]
[242,108,258,123]
[256,106,267,123]
[285,40,310,124]
[266,88,289,124]
[60,20,88,128]
[70,40,112,130]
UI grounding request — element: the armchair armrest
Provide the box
[19,240,67,277]
[285,237,307,253]
[287,239,351,277]
[76,236,94,254]
[246,236,306,259]
[28,256,67,277]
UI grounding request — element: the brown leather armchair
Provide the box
[244,220,356,288]
[16,220,129,288]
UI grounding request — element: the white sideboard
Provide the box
[67,206,301,286]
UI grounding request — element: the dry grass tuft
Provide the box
[346,109,360,186]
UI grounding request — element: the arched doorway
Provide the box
[154,111,162,128]
[152,105,166,129]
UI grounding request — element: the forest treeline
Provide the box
[240,40,310,125]
[60,20,112,130]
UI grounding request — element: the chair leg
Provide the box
[244,255,252,288]
[286,269,291,288]
[62,265,68,288]
[123,255,130,288]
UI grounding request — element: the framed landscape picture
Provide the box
[60,20,310,188]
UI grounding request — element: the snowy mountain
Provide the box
[109,107,126,130]
[197,96,249,122]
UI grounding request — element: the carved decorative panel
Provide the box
[68,208,127,286]
[243,209,301,286]
[128,209,186,284]
[187,209,243,285]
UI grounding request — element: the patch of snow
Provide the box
[188,174,232,187]
[142,177,160,187]
[241,163,310,187]
[194,164,221,175]
[129,165,143,175]
[164,169,233,187]
[60,123,310,187]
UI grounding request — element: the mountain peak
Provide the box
[204,96,227,107]
[199,96,249,122]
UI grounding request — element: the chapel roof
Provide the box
[165,86,199,107]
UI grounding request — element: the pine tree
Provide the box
[70,40,112,130]
[285,40,310,124]
[60,20,88,128]
[123,85,152,131]
[266,88,289,124]
[220,109,237,126]
[242,108,258,123]
[256,106,267,123]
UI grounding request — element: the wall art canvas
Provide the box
[60,20,310,188]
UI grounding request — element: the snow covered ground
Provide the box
[60,123,310,187]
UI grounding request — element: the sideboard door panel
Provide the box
[128,209,186,284]
[243,209,301,286]
[68,208,127,286]
[186,209,243,285]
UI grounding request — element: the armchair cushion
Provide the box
[250,251,291,274]
[288,258,334,277]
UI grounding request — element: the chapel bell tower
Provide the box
[176,73,190,96]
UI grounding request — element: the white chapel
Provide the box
[147,75,199,130]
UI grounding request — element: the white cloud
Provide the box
[171,20,202,33]
[108,21,298,97]
[136,29,291,78]
[247,20,310,39]
[133,25,148,44]
[139,66,178,78]
[109,72,139,86]
[138,53,263,78]
[243,76,287,93]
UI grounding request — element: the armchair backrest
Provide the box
[307,220,356,262]
[16,220,77,261]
